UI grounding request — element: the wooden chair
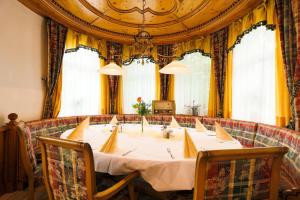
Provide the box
[37,136,139,200]
[193,147,288,200]
[17,122,45,200]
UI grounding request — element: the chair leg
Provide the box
[28,180,35,200]
[128,183,136,200]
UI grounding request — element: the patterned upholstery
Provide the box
[190,116,202,127]
[202,117,221,131]
[45,144,88,199]
[26,120,48,152]
[90,115,112,125]
[254,124,281,147]
[174,115,193,127]
[277,128,300,190]
[56,116,78,132]
[124,114,141,124]
[145,115,163,125]
[161,115,173,125]
[43,119,62,138]
[17,123,38,171]
[203,158,272,199]
[219,119,257,147]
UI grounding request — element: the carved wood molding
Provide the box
[79,0,209,28]
[18,0,263,44]
[106,0,178,15]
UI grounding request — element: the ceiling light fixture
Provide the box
[100,62,123,75]
[159,60,191,75]
[132,0,153,64]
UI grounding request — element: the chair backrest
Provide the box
[17,122,38,178]
[37,136,96,200]
[193,147,288,200]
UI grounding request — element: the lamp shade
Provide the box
[100,62,122,75]
[159,61,191,74]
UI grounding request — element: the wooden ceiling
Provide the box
[19,0,263,44]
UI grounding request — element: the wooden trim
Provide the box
[17,0,263,44]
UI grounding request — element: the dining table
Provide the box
[60,123,243,191]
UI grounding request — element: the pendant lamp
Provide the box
[100,62,122,76]
[159,60,191,74]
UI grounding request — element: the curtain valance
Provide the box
[65,29,107,59]
[122,35,211,65]
[227,0,276,51]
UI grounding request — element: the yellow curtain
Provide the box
[100,59,110,114]
[65,29,107,59]
[117,77,123,114]
[227,0,275,50]
[275,17,291,127]
[52,69,62,117]
[208,60,220,117]
[155,64,161,100]
[175,35,211,58]
[168,75,175,101]
[223,51,232,118]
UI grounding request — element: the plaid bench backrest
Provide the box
[201,117,221,131]
[26,117,78,153]
[77,115,112,125]
[56,116,79,132]
[174,115,193,127]
[220,119,257,147]
[254,124,281,147]
[124,114,141,124]
[277,128,300,190]
[145,115,163,125]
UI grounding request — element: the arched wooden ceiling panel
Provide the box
[18,0,263,44]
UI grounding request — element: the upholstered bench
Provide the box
[6,114,298,199]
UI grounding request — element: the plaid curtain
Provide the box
[157,44,173,100]
[106,42,122,114]
[42,19,67,119]
[275,0,299,127]
[212,27,229,117]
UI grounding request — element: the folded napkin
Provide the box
[170,116,180,128]
[100,126,118,153]
[215,122,234,141]
[67,117,90,141]
[110,115,118,125]
[183,128,198,158]
[142,116,150,126]
[195,118,207,132]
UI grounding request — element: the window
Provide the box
[122,59,156,114]
[232,26,275,124]
[175,52,211,115]
[59,48,100,117]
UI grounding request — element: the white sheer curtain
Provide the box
[175,52,211,115]
[122,59,156,114]
[232,26,275,124]
[59,48,100,117]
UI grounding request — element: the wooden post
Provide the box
[2,113,26,193]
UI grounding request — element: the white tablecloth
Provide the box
[61,124,242,191]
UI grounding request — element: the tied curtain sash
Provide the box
[157,44,174,100]
[42,19,67,119]
[107,42,123,114]
[275,0,299,127]
[212,27,229,117]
